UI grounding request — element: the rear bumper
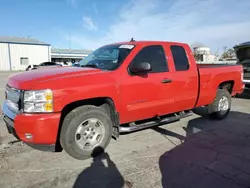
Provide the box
[243,79,250,85]
[232,82,245,96]
[2,101,61,151]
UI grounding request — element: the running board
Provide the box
[119,111,193,133]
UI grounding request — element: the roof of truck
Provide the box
[108,40,188,46]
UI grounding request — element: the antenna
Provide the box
[69,32,71,59]
[130,38,135,42]
[69,32,71,50]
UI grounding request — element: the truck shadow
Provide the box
[157,111,250,188]
[73,147,127,188]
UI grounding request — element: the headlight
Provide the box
[24,89,53,113]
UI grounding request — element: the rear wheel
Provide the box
[60,105,113,160]
[208,89,231,120]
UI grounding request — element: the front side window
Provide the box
[130,45,168,73]
[79,44,134,70]
[170,45,189,71]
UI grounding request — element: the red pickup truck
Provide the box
[2,41,244,160]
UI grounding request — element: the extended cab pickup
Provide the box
[2,41,244,160]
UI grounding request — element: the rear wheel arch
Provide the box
[218,80,235,94]
[55,97,119,152]
[208,89,231,119]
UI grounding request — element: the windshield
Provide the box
[79,44,134,70]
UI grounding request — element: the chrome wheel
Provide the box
[218,96,229,114]
[75,118,105,150]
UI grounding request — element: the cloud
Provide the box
[67,0,77,8]
[69,0,250,51]
[82,16,98,31]
[93,3,99,15]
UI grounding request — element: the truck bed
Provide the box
[197,63,238,68]
[195,63,243,108]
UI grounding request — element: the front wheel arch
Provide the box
[59,105,113,159]
[55,97,119,152]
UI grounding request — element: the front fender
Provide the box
[30,71,121,112]
[54,83,120,112]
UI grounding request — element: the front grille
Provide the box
[5,85,22,111]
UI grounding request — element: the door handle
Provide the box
[161,79,172,84]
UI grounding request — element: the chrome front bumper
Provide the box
[2,101,19,139]
[2,101,17,120]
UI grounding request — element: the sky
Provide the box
[0,0,250,53]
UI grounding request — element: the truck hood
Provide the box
[234,44,250,64]
[8,67,103,89]
[235,46,250,72]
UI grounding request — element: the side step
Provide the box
[119,110,193,133]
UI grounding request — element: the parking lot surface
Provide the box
[0,72,250,188]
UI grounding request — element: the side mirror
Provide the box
[129,62,152,74]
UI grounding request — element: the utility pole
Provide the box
[69,32,71,62]
[69,32,71,50]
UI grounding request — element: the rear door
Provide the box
[120,45,176,123]
[168,45,199,111]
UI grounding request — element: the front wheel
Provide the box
[60,105,113,160]
[208,89,231,120]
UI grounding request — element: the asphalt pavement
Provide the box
[0,72,250,188]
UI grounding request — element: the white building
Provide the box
[193,46,217,63]
[51,48,91,64]
[0,36,51,71]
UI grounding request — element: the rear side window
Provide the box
[170,45,189,71]
[131,45,168,73]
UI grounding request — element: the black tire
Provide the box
[208,89,231,120]
[31,68,37,70]
[60,105,113,160]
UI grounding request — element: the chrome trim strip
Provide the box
[243,79,250,84]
